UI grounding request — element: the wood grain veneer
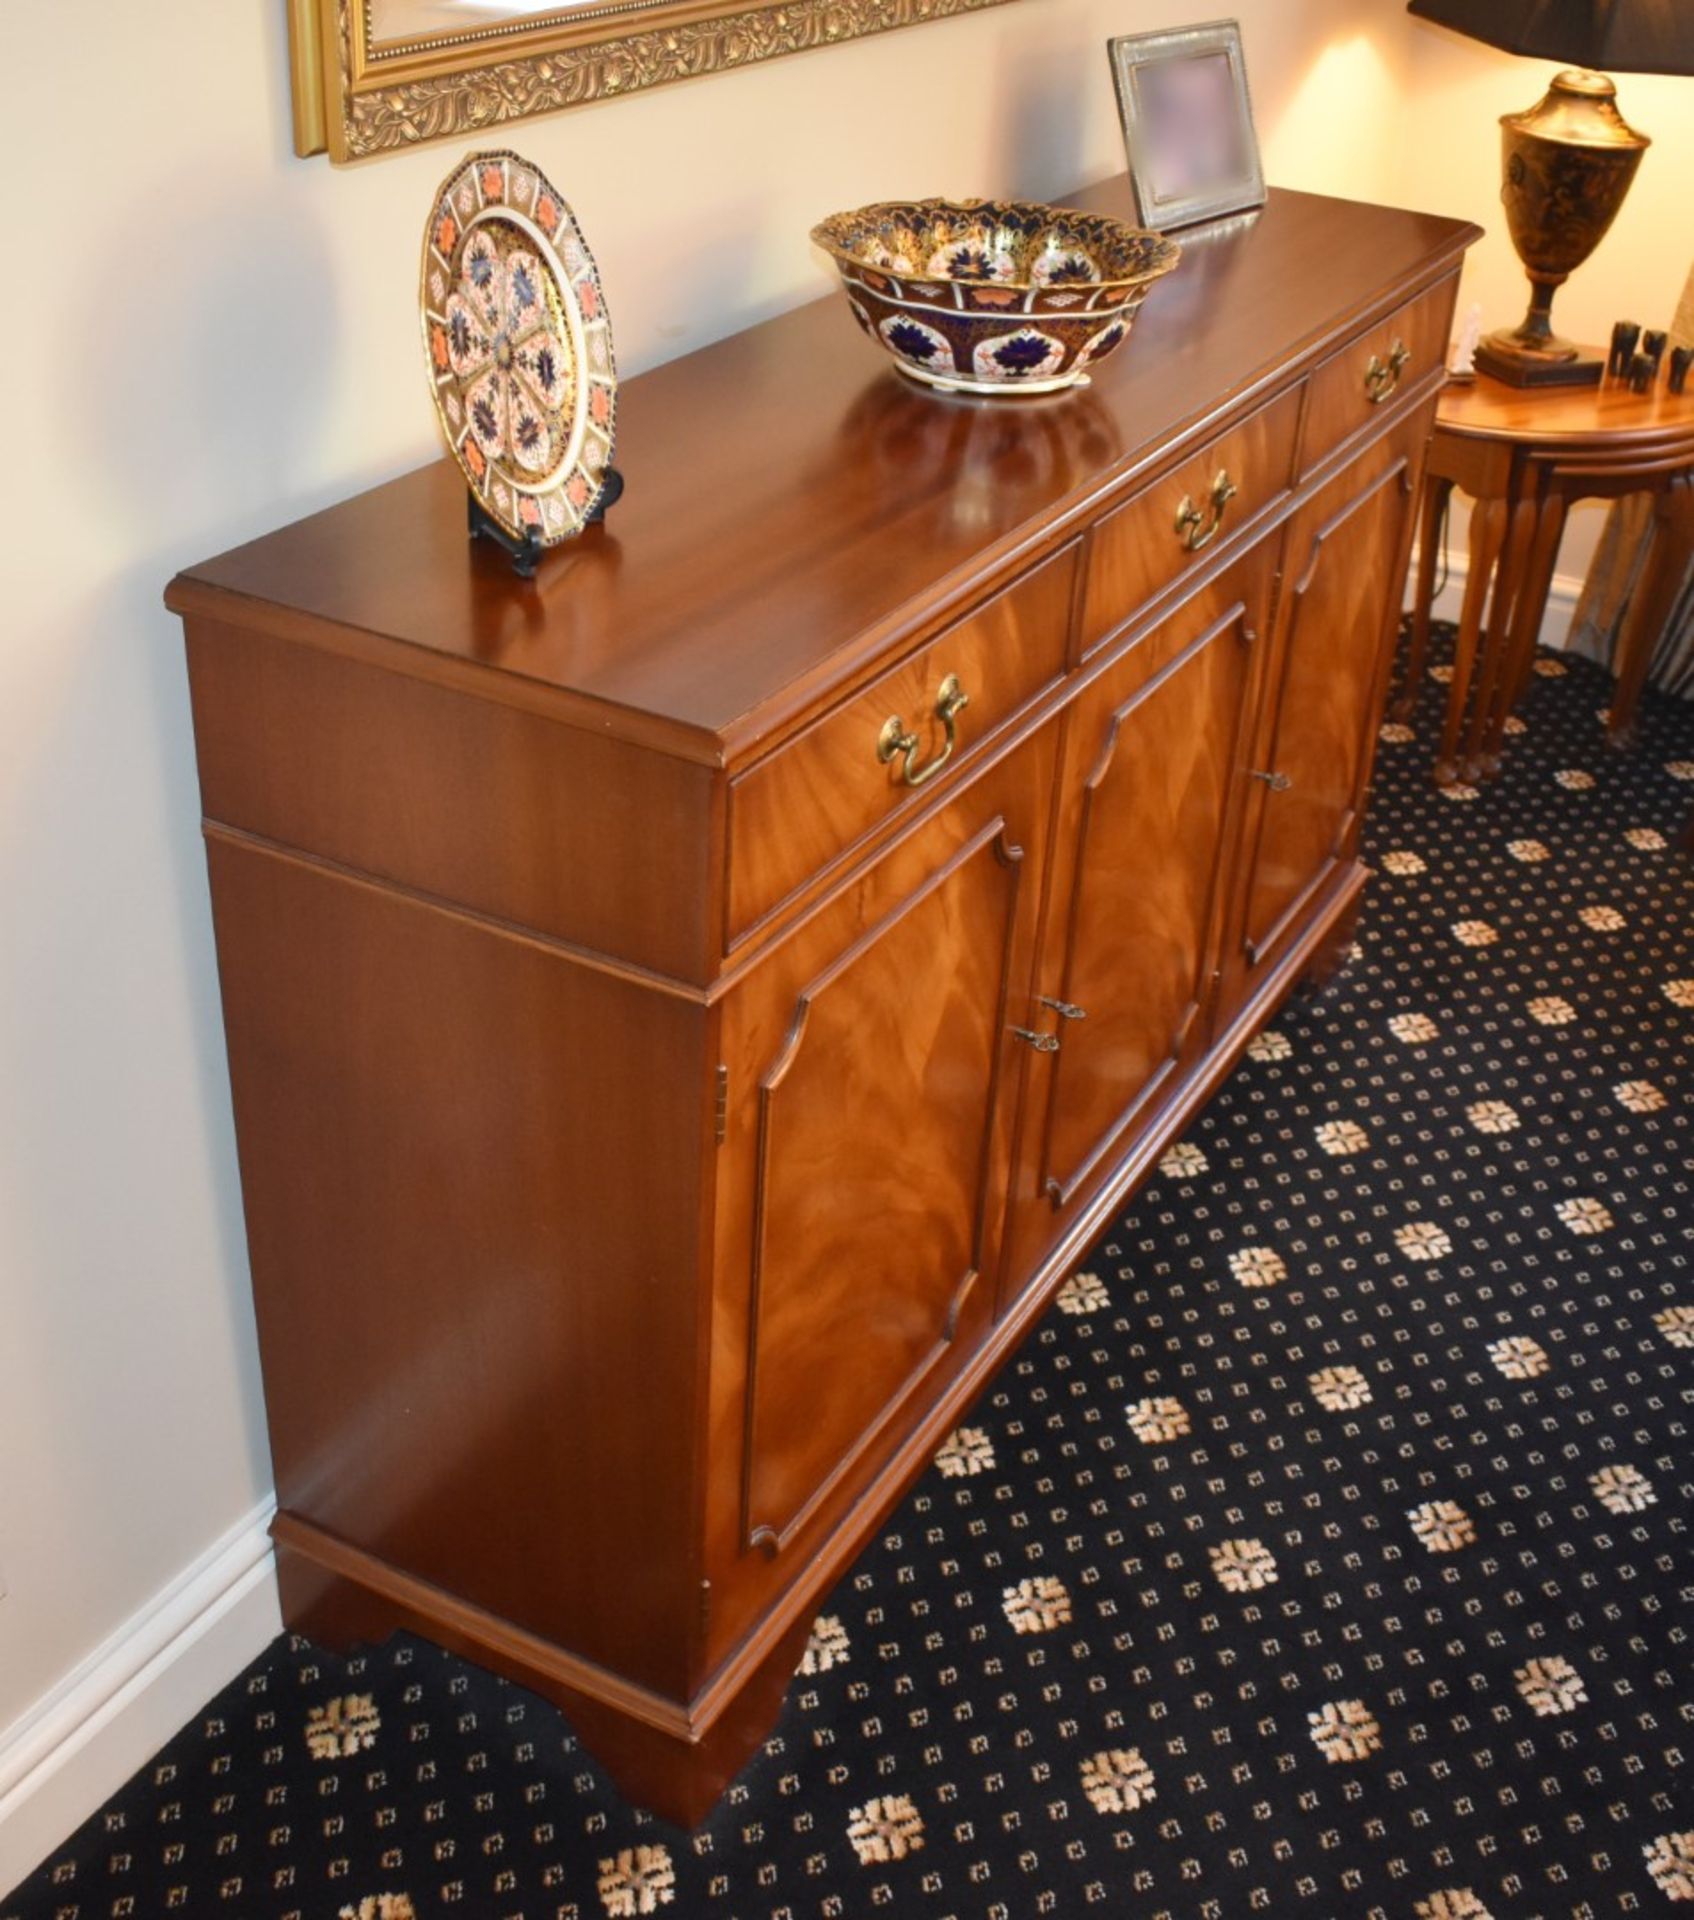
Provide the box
[168,178,1478,1826]
[725,543,1076,949]
[1300,277,1455,478]
[1080,385,1299,656]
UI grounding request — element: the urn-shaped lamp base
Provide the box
[1479,68,1648,388]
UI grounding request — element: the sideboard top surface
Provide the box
[169,181,1477,765]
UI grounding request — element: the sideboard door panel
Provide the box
[732,766,1043,1559]
[1036,566,1264,1213]
[1235,441,1419,981]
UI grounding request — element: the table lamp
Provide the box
[1407,0,1694,386]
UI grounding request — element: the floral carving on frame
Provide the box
[291,0,1023,160]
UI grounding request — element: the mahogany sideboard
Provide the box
[166,180,1478,1825]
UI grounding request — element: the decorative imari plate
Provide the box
[422,151,617,546]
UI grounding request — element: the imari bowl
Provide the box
[811,198,1181,396]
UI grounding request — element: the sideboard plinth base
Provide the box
[273,1520,809,1830]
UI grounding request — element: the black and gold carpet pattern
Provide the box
[7,629,1691,1920]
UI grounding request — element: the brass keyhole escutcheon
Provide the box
[1010,1026,1060,1054]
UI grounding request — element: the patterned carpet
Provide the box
[6,628,1691,1920]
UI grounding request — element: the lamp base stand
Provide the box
[1471,69,1649,393]
[1473,337,1603,389]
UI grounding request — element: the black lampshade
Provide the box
[1407,0,1694,76]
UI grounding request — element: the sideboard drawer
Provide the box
[725,542,1077,946]
[1301,277,1453,476]
[1080,384,1301,657]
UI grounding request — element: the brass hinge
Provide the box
[714,1064,729,1144]
[698,1579,712,1635]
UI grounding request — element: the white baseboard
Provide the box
[1409,546,1588,653]
[0,1500,281,1898]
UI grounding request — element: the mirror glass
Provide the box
[367,0,587,48]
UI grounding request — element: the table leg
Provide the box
[1607,478,1694,747]
[1482,487,1569,769]
[1435,494,1506,786]
[1464,490,1537,780]
[1396,473,1453,722]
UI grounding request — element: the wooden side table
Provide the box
[1399,367,1694,784]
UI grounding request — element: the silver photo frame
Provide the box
[1108,20,1266,232]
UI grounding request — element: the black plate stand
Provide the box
[467,467,626,579]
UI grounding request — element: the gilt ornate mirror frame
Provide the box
[289,0,1022,160]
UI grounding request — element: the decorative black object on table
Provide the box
[1671,344,1693,395]
[1610,318,1642,377]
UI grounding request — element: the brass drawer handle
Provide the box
[1010,1026,1060,1054]
[1364,338,1411,406]
[1175,470,1238,553]
[877,672,970,788]
[1249,768,1292,791]
[1039,996,1087,1021]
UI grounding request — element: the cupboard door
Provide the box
[717,729,1054,1570]
[1030,561,1267,1217]
[1233,439,1420,983]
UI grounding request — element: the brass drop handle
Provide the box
[1010,1026,1061,1054]
[1249,768,1292,791]
[1365,338,1411,405]
[1175,470,1238,553]
[1039,996,1088,1021]
[877,673,970,788]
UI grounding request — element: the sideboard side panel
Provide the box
[185,617,719,985]
[204,833,707,1698]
